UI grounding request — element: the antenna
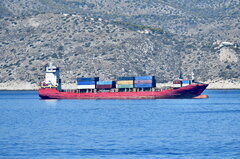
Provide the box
[49,62,53,68]
[178,60,183,80]
[191,71,194,80]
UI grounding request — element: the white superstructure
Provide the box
[42,63,61,90]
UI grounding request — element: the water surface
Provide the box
[0,90,240,159]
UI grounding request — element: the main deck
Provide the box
[39,84,208,99]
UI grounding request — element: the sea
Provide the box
[0,90,239,159]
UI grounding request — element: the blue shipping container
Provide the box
[97,81,113,85]
[182,80,190,84]
[77,81,96,85]
[135,76,155,80]
[77,77,99,82]
[117,77,135,80]
[134,83,153,88]
[117,84,134,88]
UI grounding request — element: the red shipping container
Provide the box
[96,85,113,89]
[173,80,182,84]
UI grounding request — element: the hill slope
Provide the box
[0,13,239,88]
[0,0,239,89]
[1,0,239,34]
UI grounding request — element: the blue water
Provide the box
[0,90,240,159]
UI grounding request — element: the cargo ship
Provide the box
[38,64,208,99]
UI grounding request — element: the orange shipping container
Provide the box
[117,80,134,85]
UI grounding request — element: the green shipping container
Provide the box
[116,84,134,88]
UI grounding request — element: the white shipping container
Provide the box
[77,85,95,89]
[173,84,181,88]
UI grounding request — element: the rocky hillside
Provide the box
[1,0,239,34]
[0,13,182,84]
[0,0,239,89]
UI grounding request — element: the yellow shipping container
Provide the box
[117,80,134,85]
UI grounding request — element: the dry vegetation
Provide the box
[0,0,239,88]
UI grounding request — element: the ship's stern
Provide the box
[38,88,59,99]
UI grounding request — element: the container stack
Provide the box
[173,80,182,88]
[77,77,99,89]
[96,81,116,89]
[134,76,156,88]
[116,77,134,88]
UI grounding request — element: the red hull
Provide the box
[38,84,208,99]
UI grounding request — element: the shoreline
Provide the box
[1,88,240,91]
[0,81,240,91]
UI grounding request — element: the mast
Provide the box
[179,70,183,80]
[191,71,195,83]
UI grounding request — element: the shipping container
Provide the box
[96,85,113,89]
[117,77,135,80]
[134,80,153,84]
[173,80,182,84]
[77,81,96,85]
[116,84,134,88]
[117,80,134,85]
[182,80,190,84]
[134,83,153,88]
[77,85,95,89]
[77,77,99,82]
[135,76,155,80]
[96,81,114,85]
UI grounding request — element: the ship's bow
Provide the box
[172,83,208,98]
